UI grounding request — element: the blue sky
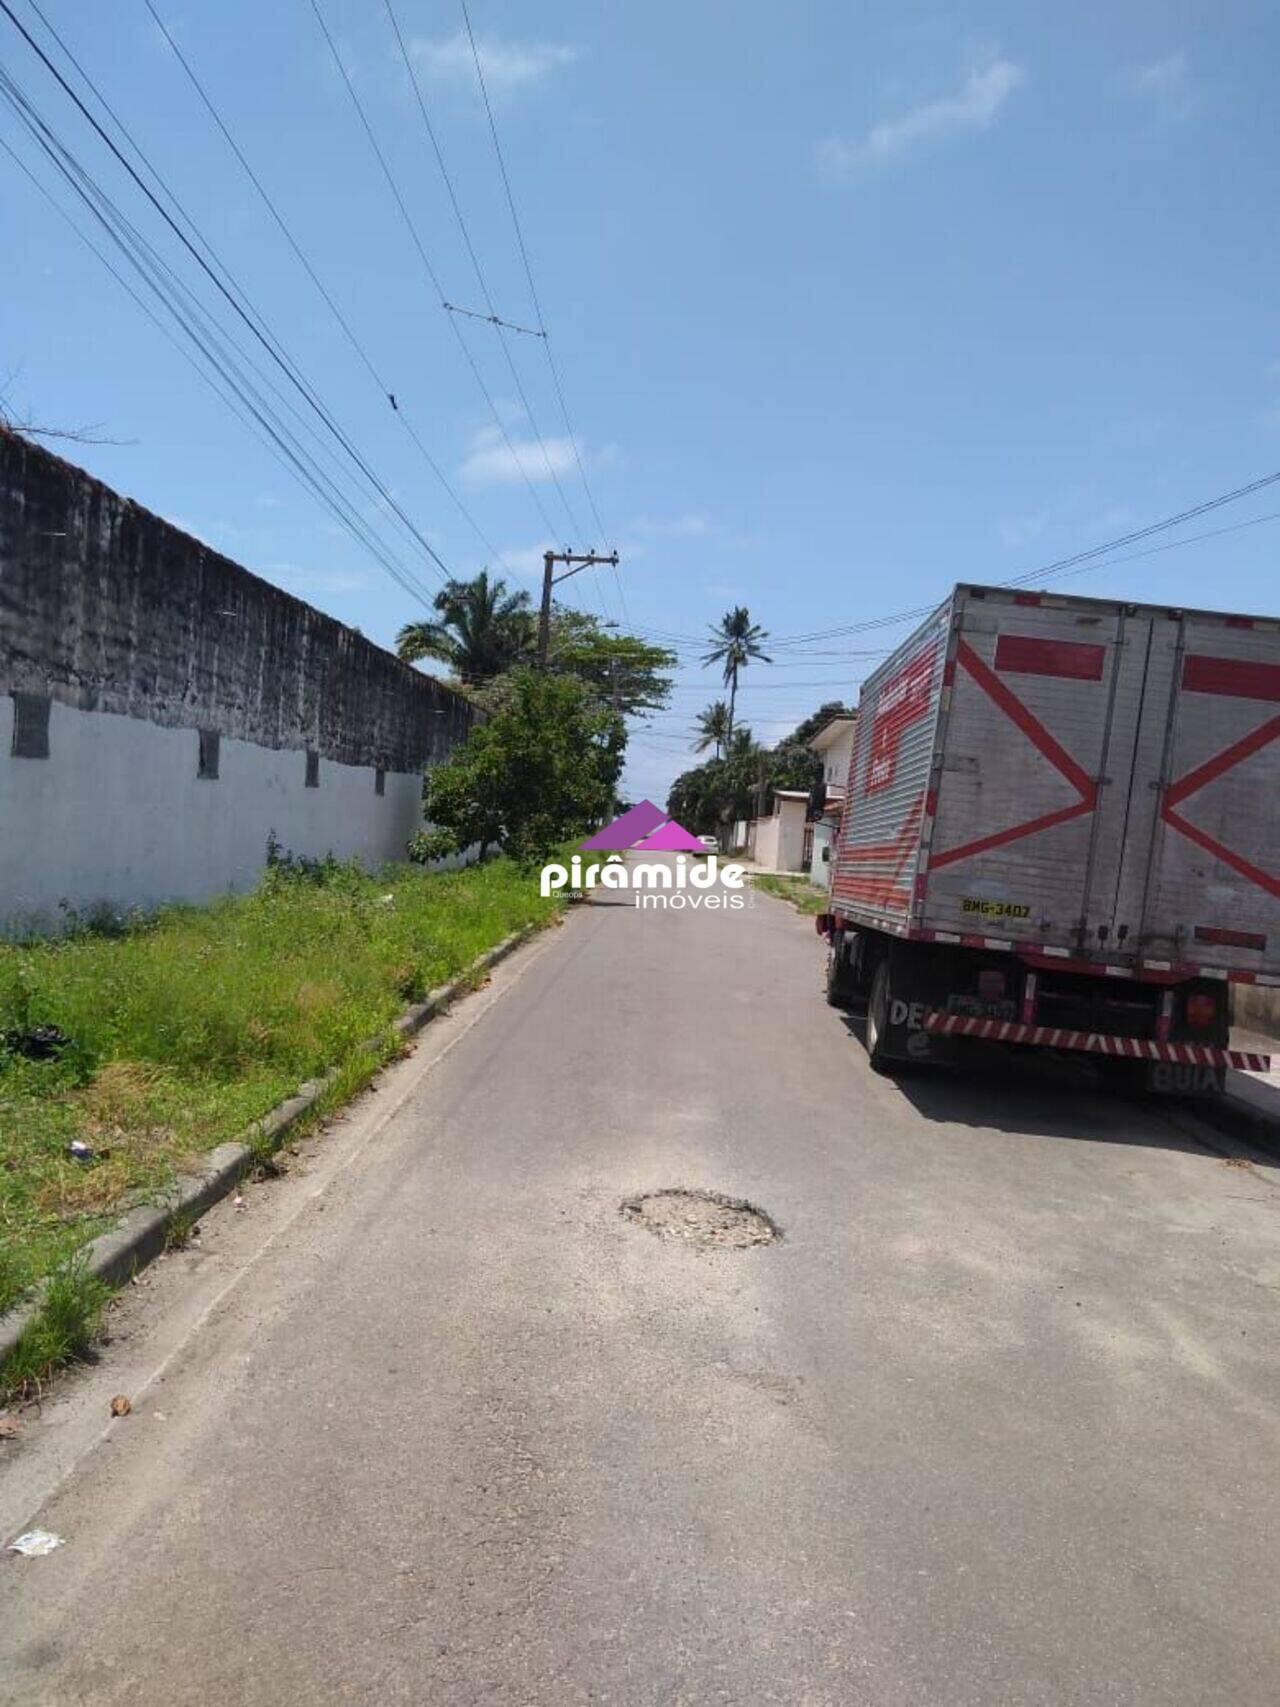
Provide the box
[4,1,1279,805]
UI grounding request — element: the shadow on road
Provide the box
[837,1008,1229,1158]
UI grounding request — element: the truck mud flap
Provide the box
[877,948,963,1066]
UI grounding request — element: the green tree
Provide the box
[786,701,853,746]
[666,729,762,838]
[413,668,623,866]
[667,709,838,837]
[396,569,534,683]
[701,606,771,738]
[465,607,674,724]
[693,700,732,758]
[546,608,675,718]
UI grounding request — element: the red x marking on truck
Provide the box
[930,640,1099,870]
[1163,655,1280,899]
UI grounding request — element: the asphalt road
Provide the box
[3,869,1280,1705]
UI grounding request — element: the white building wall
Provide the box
[753,815,782,870]
[821,723,856,794]
[808,819,835,888]
[0,696,428,932]
[776,799,808,872]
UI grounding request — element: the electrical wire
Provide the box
[0,64,440,608]
[383,0,586,549]
[140,0,516,586]
[765,470,1280,647]
[307,0,587,603]
[456,0,628,623]
[3,0,453,590]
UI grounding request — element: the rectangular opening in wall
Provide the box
[11,692,51,759]
[306,749,320,788]
[198,728,220,780]
[375,766,386,796]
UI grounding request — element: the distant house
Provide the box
[747,788,810,872]
[805,714,858,886]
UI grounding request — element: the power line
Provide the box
[456,0,627,623]
[140,0,513,586]
[0,63,440,609]
[766,469,1280,647]
[307,0,583,595]
[3,0,453,590]
[383,0,583,533]
[612,479,1280,657]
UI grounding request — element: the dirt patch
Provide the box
[621,1189,779,1248]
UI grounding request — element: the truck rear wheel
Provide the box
[865,959,893,1073]
[825,935,856,1009]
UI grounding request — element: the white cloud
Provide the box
[997,495,1140,555]
[630,513,714,539]
[820,58,1023,173]
[459,425,578,486]
[497,536,646,580]
[495,538,557,578]
[1123,53,1194,119]
[410,32,578,94]
[1129,53,1187,97]
[996,511,1048,551]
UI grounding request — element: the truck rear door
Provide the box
[925,591,1153,958]
[1134,614,1280,978]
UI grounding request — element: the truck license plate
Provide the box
[1145,1061,1225,1096]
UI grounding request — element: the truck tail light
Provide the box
[977,969,1007,1001]
[1185,992,1218,1030]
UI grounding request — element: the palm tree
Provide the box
[701,606,771,739]
[693,700,732,759]
[396,569,534,683]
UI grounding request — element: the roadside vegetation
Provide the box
[0,852,564,1369]
[752,873,829,915]
[669,700,853,839]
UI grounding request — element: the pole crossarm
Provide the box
[538,550,623,665]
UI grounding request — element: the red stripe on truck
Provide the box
[994,633,1106,682]
[832,876,912,909]
[1194,925,1267,950]
[1182,654,1280,702]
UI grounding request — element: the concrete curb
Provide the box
[0,922,542,1368]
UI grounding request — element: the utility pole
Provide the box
[538,549,621,667]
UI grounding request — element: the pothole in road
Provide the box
[621,1189,779,1249]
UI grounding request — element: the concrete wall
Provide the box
[753,814,781,871]
[1232,985,1280,1043]
[752,800,809,873]
[0,429,476,930]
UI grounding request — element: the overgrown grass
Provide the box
[0,855,563,1332]
[1,1257,110,1397]
[751,873,829,915]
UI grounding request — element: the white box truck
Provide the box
[817,583,1277,1089]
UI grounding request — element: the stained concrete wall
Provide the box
[0,429,475,930]
[1232,985,1280,1043]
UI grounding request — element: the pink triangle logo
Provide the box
[631,819,707,852]
[580,800,671,850]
